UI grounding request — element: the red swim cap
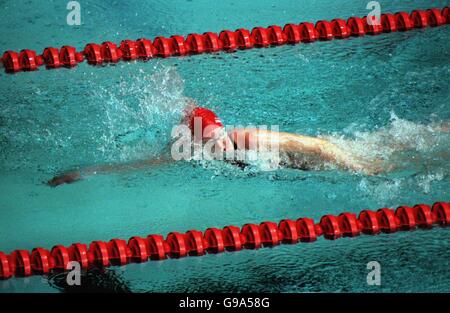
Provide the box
[189,107,224,139]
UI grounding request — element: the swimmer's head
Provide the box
[188,107,234,151]
[189,107,222,136]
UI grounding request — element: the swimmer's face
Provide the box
[215,134,235,152]
[203,126,235,152]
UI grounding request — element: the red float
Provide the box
[241,224,262,249]
[381,13,398,32]
[331,19,350,39]
[170,35,189,56]
[84,43,103,65]
[107,239,130,265]
[338,213,361,237]
[153,36,173,58]
[315,20,334,40]
[119,40,138,60]
[251,27,270,47]
[10,250,32,277]
[320,215,342,240]
[2,51,21,73]
[89,241,110,267]
[296,218,317,242]
[347,17,366,36]
[283,24,301,43]
[278,219,298,243]
[219,30,238,50]
[298,22,319,42]
[363,16,383,35]
[59,46,80,67]
[204,228,225,253]
[395,12,414,31]
[411,10,429,28]
[268,25,286,45]
[136,38,156,59]
[166,232,187,258]
[443,7,450,23]
[128,236,149,262]
[31,248,54,274]
[19,49,39,71]
[427,8,445,26]
[0,252,12,279]
[203,32,222,52]
[186,33,206,54]
[42,47,61,68]
[101,41,121,63]
[235,28,253,49]
[376,208,398,233]
[51,245,70,270]
[432,202,450,225]
[147,234,168,260]
[365,14,382,31]
[69,243,90,269]
[259,221,281,246]
[395,206,416,230]
[223,226,243,251]
[358,210,380,235]
[413,204,434,228]
[185,230,205,256]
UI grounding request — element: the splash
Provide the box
[357,168,446,202]
[339,113,450,200]
[0,64,191,176]
[358,177,403,202]
[324,112,449,166]
[92,65,189,163]
[416,170,445,194]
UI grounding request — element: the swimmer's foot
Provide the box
[47,171,81,187]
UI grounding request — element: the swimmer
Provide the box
[48,105,384,187]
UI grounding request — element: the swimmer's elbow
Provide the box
[318,141,342,162]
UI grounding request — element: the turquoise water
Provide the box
[0,0,449,292]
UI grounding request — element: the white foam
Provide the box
[324,112,449,164]
[93,65,188,162]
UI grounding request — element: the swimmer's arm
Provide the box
[317,141,384,175]
[282,134,380,174]
[47,156,172,187]
[318,141,366,171]
[84,157,170,175]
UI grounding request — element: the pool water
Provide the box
[0,0,449,292]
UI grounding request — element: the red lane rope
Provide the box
[0,202,448,280]
[1,7,449,74]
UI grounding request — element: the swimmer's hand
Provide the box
[47,171,82,187]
